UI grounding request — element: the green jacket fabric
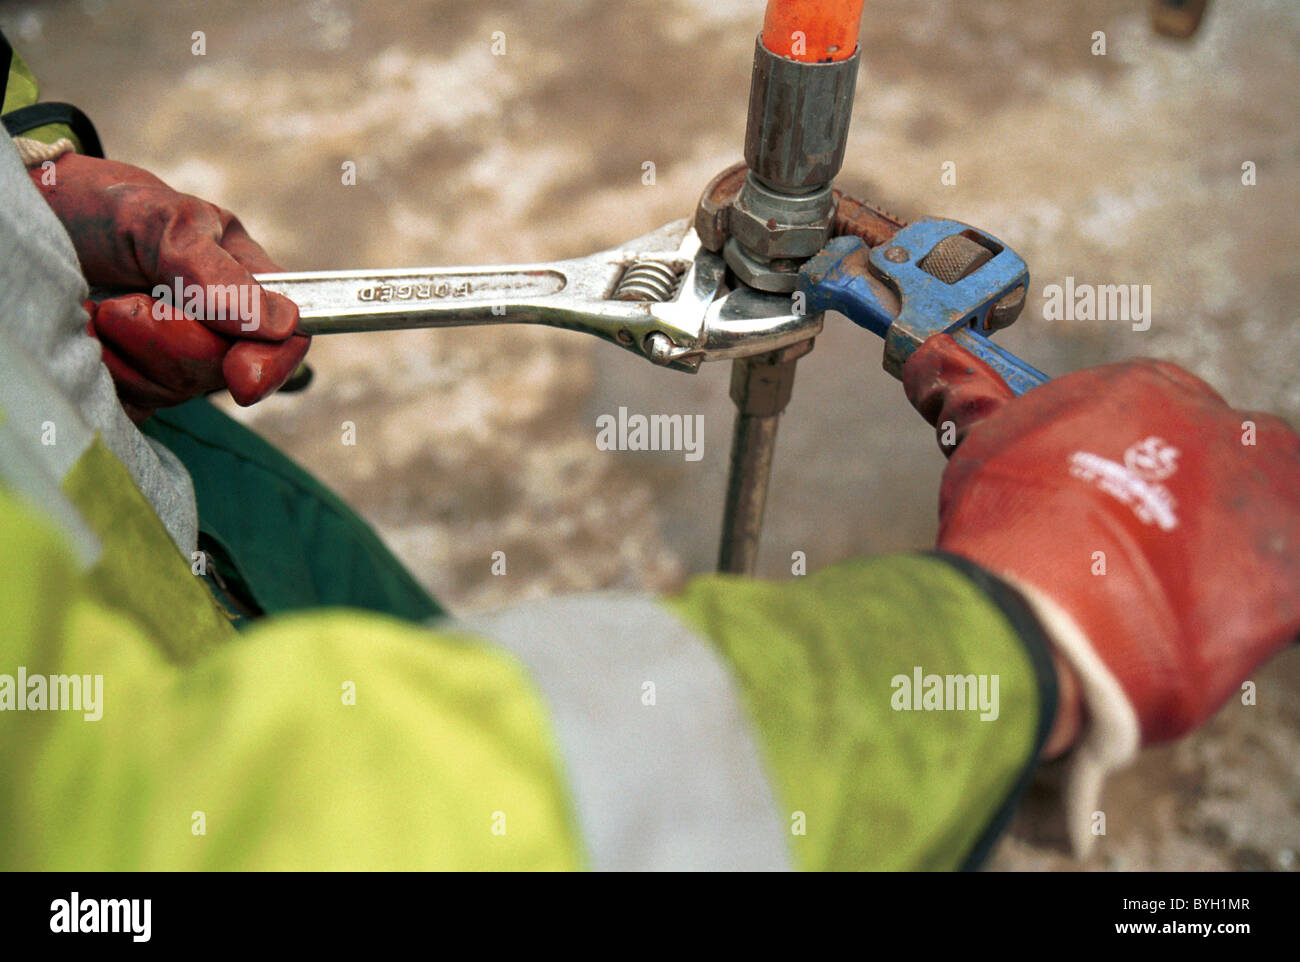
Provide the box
[141,399,446,626]
[0,412,1056,870]
[2,36,79,147]
[0,449,582,871]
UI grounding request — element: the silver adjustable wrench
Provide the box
[255,220,821,373]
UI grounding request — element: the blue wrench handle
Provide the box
[948,328,1050,397]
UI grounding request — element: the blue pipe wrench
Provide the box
[797,218,1049,396]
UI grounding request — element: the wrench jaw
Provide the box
[494,218,717,371]
[682,287,822,364]
[612,225,729,373]
[619,231,819,369]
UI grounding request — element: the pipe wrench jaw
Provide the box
[799,217,1032,378]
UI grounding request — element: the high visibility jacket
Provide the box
[0,350,1056,869]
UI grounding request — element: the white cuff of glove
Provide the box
[1001,574,1142,858]
[12,135,75,168]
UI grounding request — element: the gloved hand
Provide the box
[31,154,308,419]
[82,295,308,423]
[903,334,1300,747]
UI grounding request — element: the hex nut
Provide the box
[729,201,832,260]
[728,179,834,261]
[724,238,801,294]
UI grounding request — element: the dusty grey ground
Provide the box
[4,0,1296,870]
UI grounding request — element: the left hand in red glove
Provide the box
[32,154,309,419]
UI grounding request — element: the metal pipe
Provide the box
[717,402,781,574]
[724,4,863,293]
[715,1,863,572]
[716,340,814,574]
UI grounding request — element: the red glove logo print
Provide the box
[1068,437,1180,531]
[1123,436,1181,482]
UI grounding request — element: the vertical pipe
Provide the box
[715,1,863,574]
[716,343,812,574]
[717,402,781,574]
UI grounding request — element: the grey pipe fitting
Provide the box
[743,38,860,191]
[726,38,861,292]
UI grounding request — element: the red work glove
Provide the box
[32,154,308,420]
[904,334,1300,748]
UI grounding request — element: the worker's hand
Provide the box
[31,154,308,419]
[903,334,1300,747]
[83,296,309,423]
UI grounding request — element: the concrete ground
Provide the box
[5,0,1296,870]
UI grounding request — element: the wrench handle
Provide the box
[253,267,568,334]
[949,327,1050,397]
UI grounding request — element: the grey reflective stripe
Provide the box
[0,335,100,567]
[458,592,792,872]
[0,132,197,554]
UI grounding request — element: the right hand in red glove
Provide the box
[31,153,308,420]
[903,334,1300,749]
